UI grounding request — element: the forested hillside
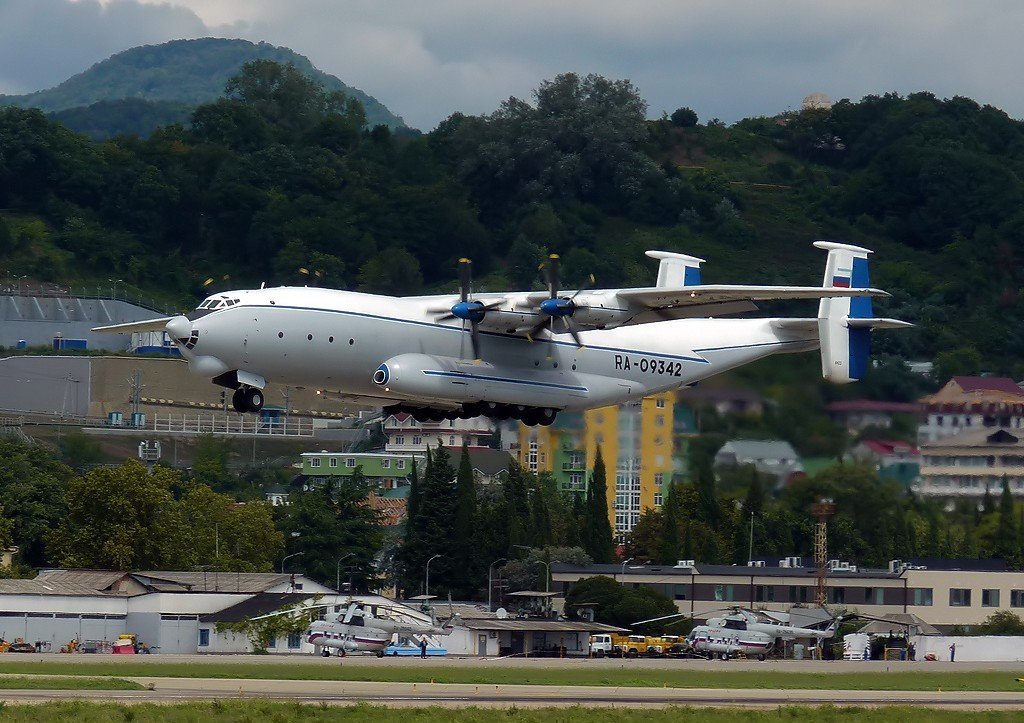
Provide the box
[0,38,406,137]
[1,61,1023,379]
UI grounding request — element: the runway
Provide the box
[4,676,1024,709]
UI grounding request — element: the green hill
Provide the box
[0,38,407,136]
[0,69,1021,380]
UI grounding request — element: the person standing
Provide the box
[949,642,956,662]
[420,637,427,659]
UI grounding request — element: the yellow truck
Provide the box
[612,634,650,657]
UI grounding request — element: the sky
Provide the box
[0,0,1021,130]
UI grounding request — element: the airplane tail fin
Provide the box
[814,241,911,384]
[646,250,704,288]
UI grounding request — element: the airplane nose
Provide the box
[165,315,192,340]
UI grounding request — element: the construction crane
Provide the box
[811,498,836,606]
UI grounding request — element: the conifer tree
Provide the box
[584,446,615,563]
[658,481,682,565]
[452,444,478,596]
[997,476,1018,560]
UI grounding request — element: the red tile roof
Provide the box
[861,439,919,457]
[826,400,918,413]
[951,376,1024,396]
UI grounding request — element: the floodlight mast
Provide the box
[811,498,836,606]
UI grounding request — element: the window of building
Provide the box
[655,415,664,427]
[654,473,664,486]
[864,587,884,605]
[198,628,210,647]
[714,584,734,602]
[345,458,355,468]
[266,636,277,648]
[413,435,423,446]
[950,588,972,607]
[309,457,322,468]
[449,436,456,446]
[827,587,845,604]
[528,441,538,472]
[982,589,1000,607]
[654,493,663,506]
[789,586,809,603]
[1011,590,1024,607]
[395,435,405,445]
[755,585,776,603]
[656,398,666,408]
[382,459,390,469]
[287,632,302,649]
[396,459,406,470]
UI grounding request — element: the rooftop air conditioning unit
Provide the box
[783,556,803,568]
[747,560,766,567]
[888,559,904,574]
[675,560,696,569]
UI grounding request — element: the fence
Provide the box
[152,413,315,437]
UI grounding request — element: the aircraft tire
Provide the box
[520,408,542,426]
[538,408,557,426]
[757,654,766,661]
[231,388,247,413]
[720,652,730,661]
[322,650,330,658]
[376,650,385,658]
[244,387,264,413]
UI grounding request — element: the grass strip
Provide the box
[0,676,143,690]
[0,702,1021,722]
[1,661,1024,691]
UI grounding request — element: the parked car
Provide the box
[7,642,36,653]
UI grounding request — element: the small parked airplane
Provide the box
[95,241,908,425]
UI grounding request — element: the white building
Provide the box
[714,439,803,485]
[917,427,1024,499]
[384,412,495,453]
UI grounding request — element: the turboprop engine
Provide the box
[372,353,588,408]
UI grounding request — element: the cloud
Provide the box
[4,1,1024,130]
[0,0,208,95]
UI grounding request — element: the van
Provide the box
[589,633,613,657]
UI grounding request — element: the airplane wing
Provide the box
[92,317,173,334]
[615,284,889,309]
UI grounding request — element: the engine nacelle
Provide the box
[373,353,586,408]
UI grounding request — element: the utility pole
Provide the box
[812,498,836,607]
[747,510,755,564]
[127,369,143,417]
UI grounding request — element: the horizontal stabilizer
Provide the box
[617,284,888,309]
[845,317,913,330]
[92,317,173,334]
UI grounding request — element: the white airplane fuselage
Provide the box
[179,286,820,412]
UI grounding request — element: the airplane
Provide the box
[252,600,456,658]
[94,241,909,426]
[635,607,841,661]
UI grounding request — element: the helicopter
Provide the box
[635,606,841,661]
[252,600,457,658]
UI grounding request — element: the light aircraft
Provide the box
[636,607,841,661]
[253,600,455,657]
[95,241,908,425]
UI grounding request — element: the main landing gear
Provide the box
[385,402,558,427]
[231,386,265,414]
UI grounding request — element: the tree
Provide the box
[0,439,76,567]
[283,469,383,589]
[452,445,478,597]
[997,477,1019,561]
[670,107,699,127]
[48,460,188,570]
[584,447,615,563]
[399,446,457,596]
[177,484,282,571]
[564,575,676,634]
[978,610,1024,635]
[0,502,13,552]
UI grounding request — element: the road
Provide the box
[2,677,1024,709]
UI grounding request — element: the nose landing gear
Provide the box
[232,386,265,414]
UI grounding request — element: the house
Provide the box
[465,447,515,484]
[918,376,1024,444]
[264,484,289,506]
[678,387,765,417]
[714,439,803,485]
[826,400,918,433]
[300,451,425,491]
[383,412,495,452]
[917,427,1024,500]
[0,569,334,654]
[849,439,920,487]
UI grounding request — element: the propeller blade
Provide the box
[545,254,560,298]
[565,316,584,348]
[570,273,596,301]
[458,258,471,303]
[470,321,482,360]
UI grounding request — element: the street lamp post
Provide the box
[620,557,634,578]
[108,278,124,299]
[335,553,353,592]
[532,559,562,594]
[14,275,26,295]
[281,551,304,574]
[425,554,443,603]
[488,558,507,612]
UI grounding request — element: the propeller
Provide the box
[528,254,594,349]
[435,258,500,360]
